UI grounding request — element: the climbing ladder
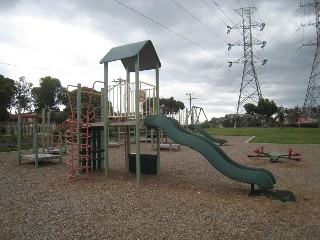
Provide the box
[65,85,93,178]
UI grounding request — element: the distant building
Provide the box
[297,117,318,123]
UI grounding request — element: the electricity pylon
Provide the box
[227,7,267,121]
[302,0,320,118]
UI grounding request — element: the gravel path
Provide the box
[0,136,319,239]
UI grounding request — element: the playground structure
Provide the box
[19,40,276,190]
[63,40,277,189]
[190,106,211,127]
[17,108,63,167]
[63,78,158,178]
[246,146,302,162]
[58,40,161,181]
[167,106,211,127]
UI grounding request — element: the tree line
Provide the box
[0,74,186,123]
[0,75,66,121]
[2,74,318,127]
[202,99,320,128]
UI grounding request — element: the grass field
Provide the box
[1,127,319,152]
[205,127,320,144]
[0,135,33,152]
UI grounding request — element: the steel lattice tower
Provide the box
[227,7,266,117]
[302,0,320,118]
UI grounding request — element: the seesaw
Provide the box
[246,146,302,162]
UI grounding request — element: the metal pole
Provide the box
[77,84,81,173]
[33,117,38,168]
[135,54,141,183]
[47,111,51,148]
[156,63,160,175]
[103,63,109,177]
[18,108,22,165]
[101,87,105,170]
[41,108,45,153]
[126,67,131,171]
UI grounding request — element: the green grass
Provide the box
[0,145,32,152]
[0,135,33,152]
[204,127,320,144]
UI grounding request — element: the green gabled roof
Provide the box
[99,40,161,72]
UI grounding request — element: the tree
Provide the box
[143,96,185,115]
[31,76,66,112]
[66,87,102,119]
[0,75,16,121]
[63,87,114,123]
[160,97,185,114]
[244,103,256,116]
[255,98,278,126]
[276,105,285,127]
[220,114,239,127]
[13,76,33,113]
[285,106,301,125]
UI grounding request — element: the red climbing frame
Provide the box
[65,81,105,178]
[65,85,93,179]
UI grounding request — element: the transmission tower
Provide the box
[302,0,320,119]
[227,7,267,118]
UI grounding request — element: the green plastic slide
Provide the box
[144,115,276,189]
[189,124,227,145]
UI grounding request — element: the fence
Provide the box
[0,122,56,136]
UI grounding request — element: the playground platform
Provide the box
[21,153,62,167]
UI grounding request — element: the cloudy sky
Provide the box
[0,0,316,119]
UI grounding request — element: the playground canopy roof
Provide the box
[99,40,161,72]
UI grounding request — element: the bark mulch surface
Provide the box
[1,136,319,239]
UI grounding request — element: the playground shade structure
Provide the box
[145,115,276,190]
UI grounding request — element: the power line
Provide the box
[257,7,303,78]
[250,0,263,22]
[201,0,229,26]
[268,7,302,45]
[0,62,73,74]
[260,44,304,81]
[258,22,304,77]
[113,0,226,60]
[236,0,243,8]
[0,61,97,79]
[170,0,227,42]
[210,0,236,26]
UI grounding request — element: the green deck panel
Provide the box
[144,115,276,190]
[99,40,161,72]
